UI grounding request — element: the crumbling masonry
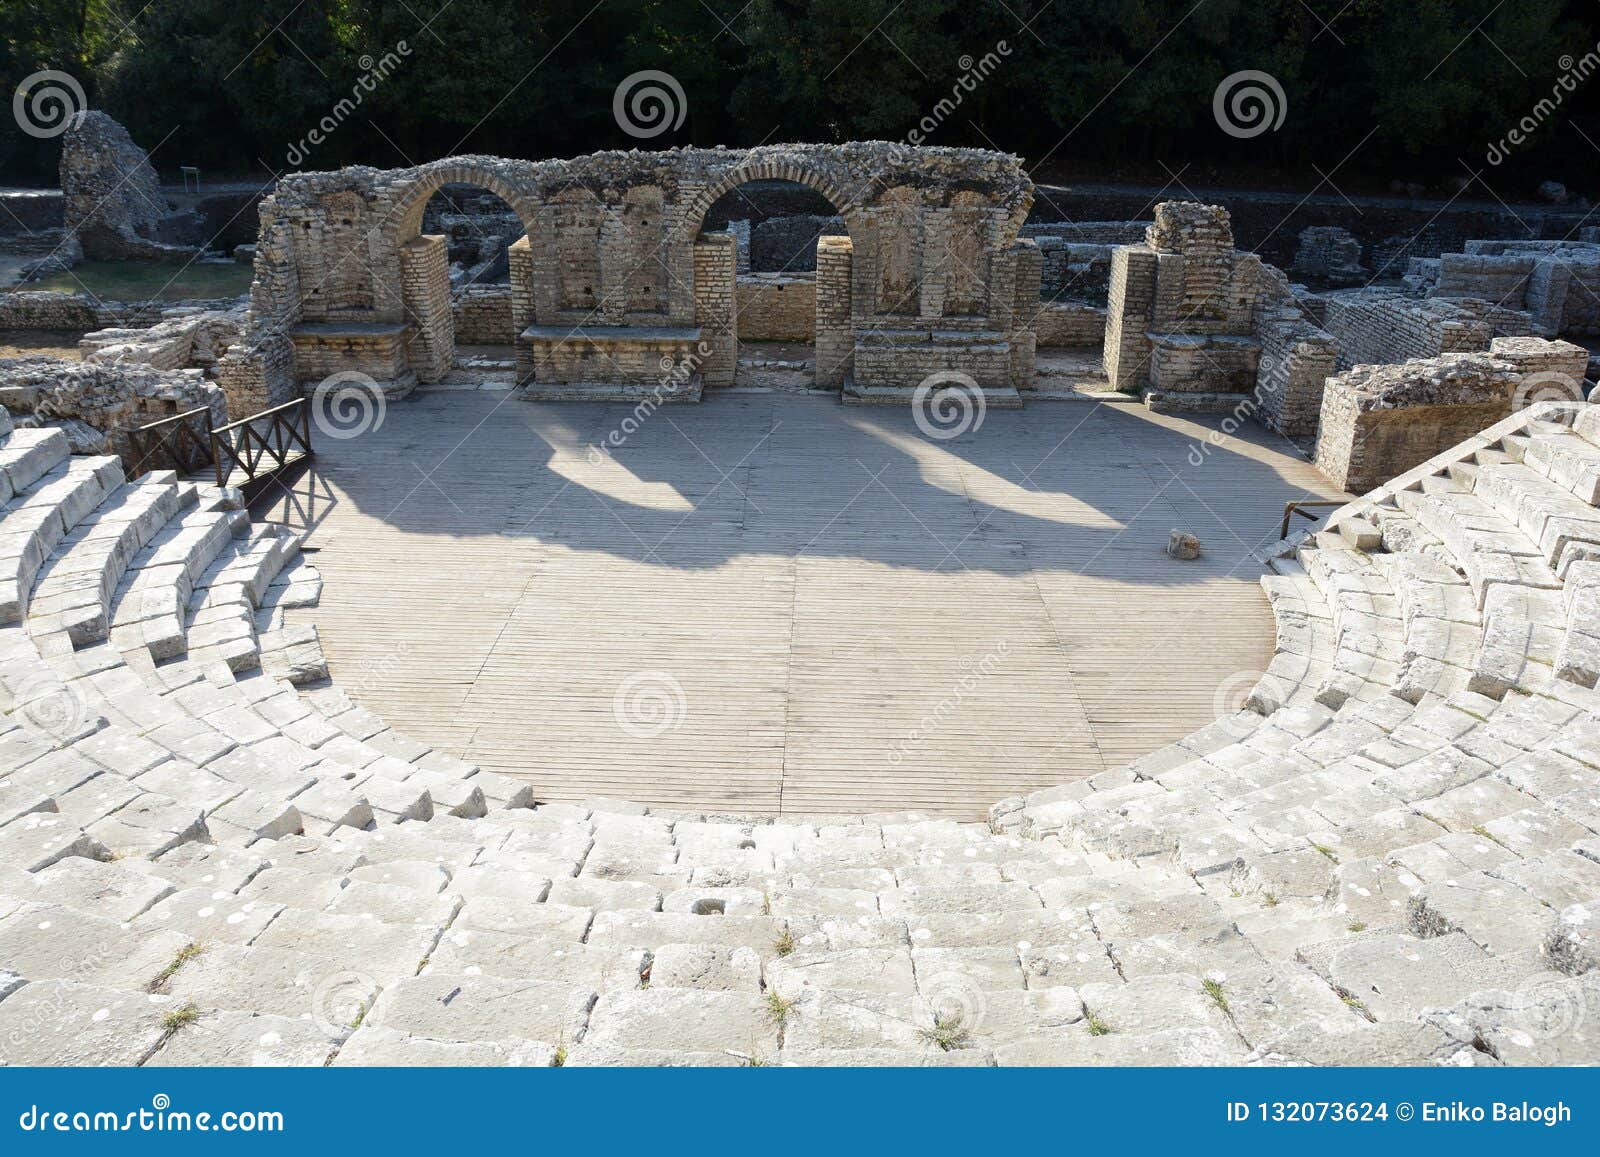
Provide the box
[220,145,1039,414]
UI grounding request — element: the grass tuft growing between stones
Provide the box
[918,1011,972,1052]
[160,1002,200,1036]
[773,926,796,957]
[764,991,798,1027]
[1085,1010,1112,1037]
[1201,978,1228,1011]
[149,942,206,993]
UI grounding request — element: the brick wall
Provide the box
[1035,302,1106,347]
[399,235,453,383]
[1313,353,1519,492]
[1254,311,1338,436]
[1103,246,1157,390]
[1323,293,1492,369]
[815,235,853,389]
[452,285,513,344]
[736,274,814,342]
[693,233,738,388]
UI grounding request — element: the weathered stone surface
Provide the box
[367,974,594,1045]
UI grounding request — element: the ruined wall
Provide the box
[1313,353,1519,492]
[814,235,853,390]
[1322,293,1493,370]
[1034,302,1106,347]
[736,274,815,342]
[0,355,225,465]
[451,285,514,344]
[241,144,1035,401]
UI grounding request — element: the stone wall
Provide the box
[1033,301,1105,347]
[0,190,63,235]
[1291,226,1365,286]
[814,235,853,390]
[58,111,194,261]
[736,274,814,342]
[693,233,737,388]
[0,355,225,466]
[1017,221,1146,303]
[1322,292,1494,369]
[1253,309,1339,437]
[241,144,1035,405]
[0,291,215,332]
[1488,335,1590,397]
[78,307,243,372]
[400,235,452,385]
[451,285,514,344]
[1102,246,1157,391]
[749,214,845,272]
[1312,353,1520,492]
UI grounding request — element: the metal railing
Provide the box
[1279,499,1347,540]
[125,406,216,477]
[210,398,313,488]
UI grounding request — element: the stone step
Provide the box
[0,455,124,624]
[27,476,187,646]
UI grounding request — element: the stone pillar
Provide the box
[1103,246,1157,391]
[815,235,854,390]
[508,236,535,333]
[693,232,738,389]
[1007,239,1041,390]
[399,235,452,384]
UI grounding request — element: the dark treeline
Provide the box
[3,0,1599,196]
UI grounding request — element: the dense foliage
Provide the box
[3,0,1598,195]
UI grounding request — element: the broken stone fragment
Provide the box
[1167,530,1201,560]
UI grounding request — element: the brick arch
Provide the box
[682,160,862,240]
[385,159,540,246]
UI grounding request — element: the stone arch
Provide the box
[385,158,539,247]
[683,160,861,241]
[381,160,541,385]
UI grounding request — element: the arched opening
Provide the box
[419,182,527,377]
[699,177,851,391]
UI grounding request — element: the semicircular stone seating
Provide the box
[1,399,1598,1067]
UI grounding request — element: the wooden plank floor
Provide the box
[252,388,1345,819]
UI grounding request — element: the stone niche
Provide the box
[1313,353,1521,493]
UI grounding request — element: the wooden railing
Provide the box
[210,398,313,488]
[125,406,216,477]
[1279,498,1347,540]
